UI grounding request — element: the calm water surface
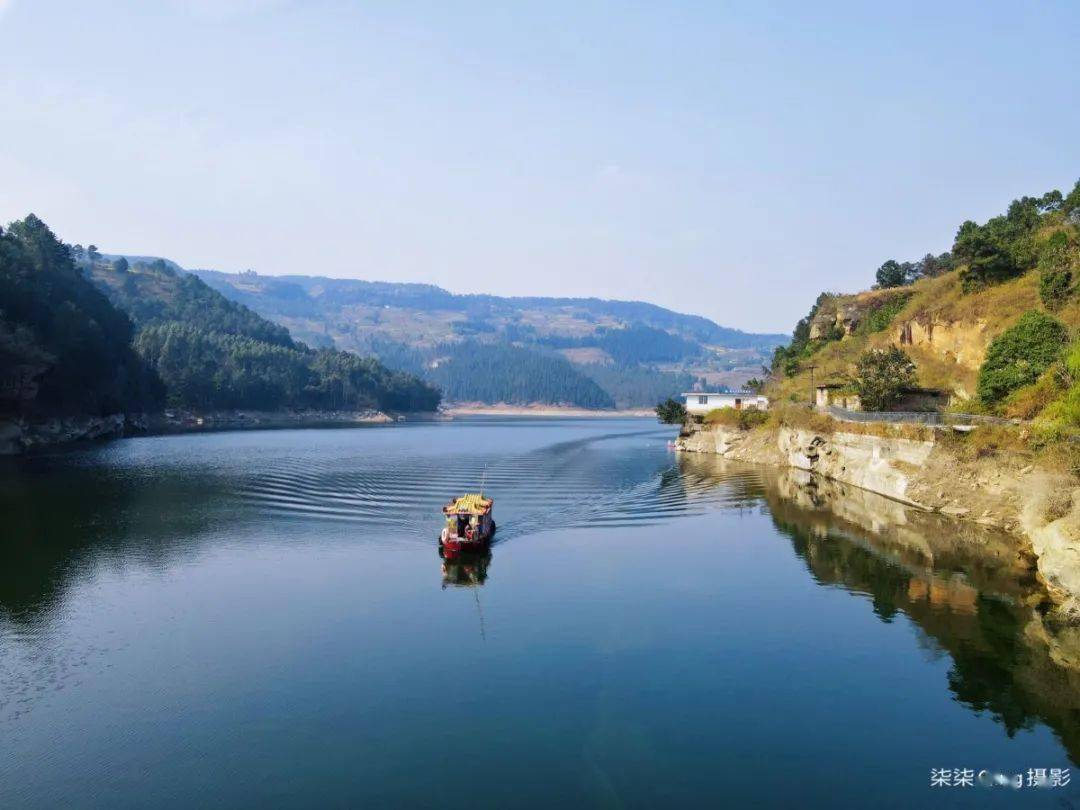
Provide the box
[1,418,1078,807]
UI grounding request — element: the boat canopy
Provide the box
[443,493,493,515]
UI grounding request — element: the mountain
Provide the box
[769,179,1080,442]
[85,257,440,413]
[0,216,163,420]
[189,270,787,407]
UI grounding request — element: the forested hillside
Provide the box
[94,258,294,347]
[191,270,783,406]
[86,257,440,413]
[425,343,614,408]
[769,179,1080,447]
[0,214,439,424]
[0,216,163,418]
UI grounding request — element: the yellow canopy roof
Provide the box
[443,493,493,514]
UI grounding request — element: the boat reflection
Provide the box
[439,546,491,589]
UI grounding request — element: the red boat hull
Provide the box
[438,523,496,558]
[440,539,489,559]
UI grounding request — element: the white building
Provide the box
[682,391,769,416]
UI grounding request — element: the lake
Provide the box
[1,417,1077,808]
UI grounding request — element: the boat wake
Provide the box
[236,423,765,544]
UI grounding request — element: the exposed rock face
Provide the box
[897,316,992,366]
[0,410,399,455]
[895,316,994,397]
[807,288,911,340]
[776,428,933,505]
[1023,485,1080,617]
[677,424,935,507]
[0,414,127,455]
[676,422,1080,618]
[21,415,126,450]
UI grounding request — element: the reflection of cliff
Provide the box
[677,421,1080,621]
[722,459,1080,765]
[767,468,1038,598]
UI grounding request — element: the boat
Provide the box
[439,493,496,556]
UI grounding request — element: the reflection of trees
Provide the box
[761,470,1080,765]
[0,457,233,624]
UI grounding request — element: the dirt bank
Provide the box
[0,409,403,455]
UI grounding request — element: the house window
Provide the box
[698,395,708,405]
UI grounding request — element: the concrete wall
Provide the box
[816,388,861,410]
[685,393,768,415]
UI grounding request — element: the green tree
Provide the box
[423,341,613,407]
[112,257,129,274]
[977,310,1069,406]
[770,292,837,377]
[0,215,163,416]
[912,252,952,279]
[1064,179,1080,220]
[1038,232,1076,310]
[1039,190,1064,213]
[655,397,687,424]
[954,196,1043,290]
[875,260,906,288]
[853,346,916,411]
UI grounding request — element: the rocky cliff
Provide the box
[776,270,1053,401]
[0,414,127,455]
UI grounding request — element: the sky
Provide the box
[1,1,1078,333]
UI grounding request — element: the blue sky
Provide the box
[1,1,1078,332]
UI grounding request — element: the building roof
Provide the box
[899,386,949,395]
[443,493,494,515]
[681,391,763,398]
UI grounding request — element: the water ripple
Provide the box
[235,425,764,543]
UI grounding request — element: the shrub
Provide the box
[655,397,687,424]
[942,423,1030,462]
[1040,265,1073,309]
[1066,340,1080,378]
[1003,367,1066,419]
[703,406,769,430]
[976,310,1069,406]
[852,346,916,411]
[1038,383,1080,429]
[1037,232,1077,310]
[861,293,912,334]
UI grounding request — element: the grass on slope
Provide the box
[773,271,1050,404]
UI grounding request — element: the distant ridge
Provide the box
[181,268,785,408]
[191,270,786,350]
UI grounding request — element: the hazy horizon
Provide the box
[2,1,1078,332]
